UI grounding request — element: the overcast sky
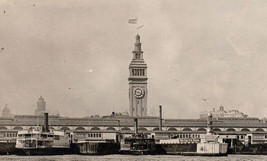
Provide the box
[1,0,267,119]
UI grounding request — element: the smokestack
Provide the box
[159,105,162,131]
[44,113,49,132]
[207,112,213,134]
[134,118,138,134]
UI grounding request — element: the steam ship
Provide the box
[119,118,157,155]
[154,107,228,156]
[15,113,70,155]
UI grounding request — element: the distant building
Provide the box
[102,111,129,118]
[1,104,12,117]
[35,96,46,115]
[200,106,248,119]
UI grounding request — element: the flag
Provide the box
[128,18,137,24]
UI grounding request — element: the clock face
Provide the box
[134,87,144,98]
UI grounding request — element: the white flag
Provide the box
[128,18,137,24]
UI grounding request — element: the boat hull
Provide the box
[155,143,197,155]
[16,147,71,156]
[120,150,155,155]
[181,152,228,156]
[75,142,120,155]
[0,142,17,155]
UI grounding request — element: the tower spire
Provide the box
[134,34,141,52]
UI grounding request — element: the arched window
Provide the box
[183,127,192,131]
[226,128,236,132]
[213,128,221,132]
[168,127,177,131]
[75,127,85,131]
[121,127,131,131]
[255,128,264,132]
[60,126,70,131]
[13,126,23,130]
[0,126,8,130]
[138,127,147,131]
[91,127,100,130]
[106,127,116,131]
[197,128,207,132]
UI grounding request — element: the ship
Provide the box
[15,113,71,155]
[120,133,156,155]
[71,130,120,155]
[119,118,156,155]
[154,107,228,156]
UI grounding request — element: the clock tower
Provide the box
[128,34,148,117]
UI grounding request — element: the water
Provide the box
[1,155,267,161]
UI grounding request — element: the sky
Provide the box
[1,0,267,119]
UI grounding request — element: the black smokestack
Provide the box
[44,113,49,132]
[159,105,162,131]
[134,118,138,134]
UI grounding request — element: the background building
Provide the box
[35,96,46,115]
[200,106,248,119]
[1,104,12,117]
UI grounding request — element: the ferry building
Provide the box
[1,35,267,146]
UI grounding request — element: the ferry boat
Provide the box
[0,130,18,155]
[72,130,120,155]
[120,133,156,155]
[155,112,228,156]
[15,113,70,155]
[119,118,156,155]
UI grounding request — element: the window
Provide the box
[38,141,43,146]
[132,68,145,76]
[54,135,60,140]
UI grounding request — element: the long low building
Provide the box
[0,114,266,133]
[1,114,267,146]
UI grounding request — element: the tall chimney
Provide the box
[134,118,138,134]
[159,105,162,131]
[44,113,49,132]
[207,112,213,134]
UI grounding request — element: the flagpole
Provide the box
[128,17,138,36]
